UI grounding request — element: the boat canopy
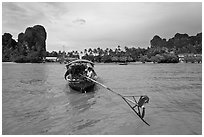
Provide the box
[66,59,94,67]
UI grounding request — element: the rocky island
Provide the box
[2,25,46,63]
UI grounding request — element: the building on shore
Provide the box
[178,54,202,63]
[45,57,58,62]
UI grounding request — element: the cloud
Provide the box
[2,2,202,52]
[72,18,86,25]
[2,3,48,37]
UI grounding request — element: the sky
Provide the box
[2,2,202,52]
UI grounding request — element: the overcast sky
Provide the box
[2,2,202,52]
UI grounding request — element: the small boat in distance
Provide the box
[119,62,128,65]
[64,59,97,93]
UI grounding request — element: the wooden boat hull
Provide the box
[64,59,97,93]
[68,79,95,92]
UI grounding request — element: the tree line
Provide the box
[48,32,202,63]
[2,24,202,63]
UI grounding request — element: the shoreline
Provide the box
[2,61,202,65]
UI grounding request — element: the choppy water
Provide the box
[2,62,202,135]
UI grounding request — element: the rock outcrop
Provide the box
[2,25,47,63]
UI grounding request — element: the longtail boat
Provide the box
[64,59,97,93]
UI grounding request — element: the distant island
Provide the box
[2,25,47,63]
[2,24,202,63]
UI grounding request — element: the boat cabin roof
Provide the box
[66,59,94,68]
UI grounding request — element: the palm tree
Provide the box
[93,48,98,56]
[75,51,79,55]
[124,46,129,52]
[88,48,93,55]
[97,47,101,55]
[117,45,121,52]
[104,48,109,55]
[84,49,87,55]
[109,48,114,56]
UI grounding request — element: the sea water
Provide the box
[2,63,202,135]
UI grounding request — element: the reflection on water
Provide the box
[64,86,100,134]
[2,63,202,135]
[65,85,96,114]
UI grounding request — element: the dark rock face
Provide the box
[2,33,17,62]
[2,25,47,63]
[150,33,202,54]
